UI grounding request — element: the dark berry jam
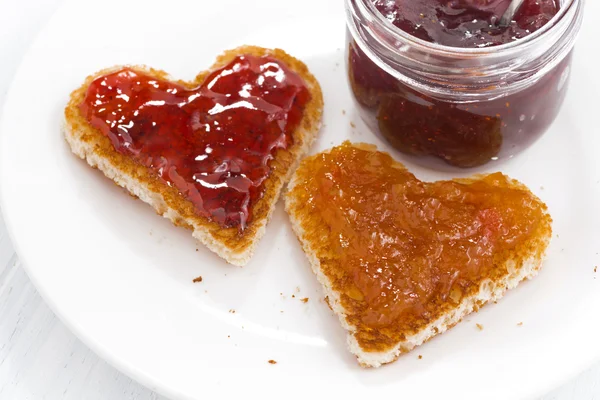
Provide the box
[80,55,310,229]
[348,0,571,168]
[373,0,560,48]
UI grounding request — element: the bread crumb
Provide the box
[292,294,295,298]
[280,310,284,313]
[350,122,356,128]
[342,109,346,115]
[192,276,203,283]
[418,355,422,359]
[195,248,198,252]
[301,297,309,303]
[268,360,277,364]
[540,186,544,190]
[204,290,208,293]
[517,322,523,326]
[229,309,236,314]
[227,335,231,338]
[594,266,597,273]
[476,323,484,331]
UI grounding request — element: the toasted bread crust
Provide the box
[285,143,552,367]
[64,46,323,266]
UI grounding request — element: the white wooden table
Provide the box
[0,1,598,399]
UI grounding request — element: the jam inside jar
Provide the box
[345,0,584,168]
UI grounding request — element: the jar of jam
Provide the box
[345,0,584,168]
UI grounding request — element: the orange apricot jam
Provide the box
[288,142,551,350]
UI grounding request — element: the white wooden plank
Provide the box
[0,261,166,400]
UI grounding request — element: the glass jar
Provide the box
[345,0,584,168]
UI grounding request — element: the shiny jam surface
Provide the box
[373,0,560,48]
[80,55,310,230]
[348,0,570,168]
[292,143,549,336]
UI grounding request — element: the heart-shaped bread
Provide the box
[64,46,323,266]
[286,142,552,367]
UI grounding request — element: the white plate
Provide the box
[1,0,599,399]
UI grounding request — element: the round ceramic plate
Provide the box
[1,0,599,399]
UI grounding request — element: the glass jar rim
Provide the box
[356,0,578,56]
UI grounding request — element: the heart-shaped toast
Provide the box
[286,142,552,367]
[64,46,323,266]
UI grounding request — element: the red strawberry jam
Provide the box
[80,55,310,230]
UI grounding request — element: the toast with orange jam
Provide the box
[285,142,552,367]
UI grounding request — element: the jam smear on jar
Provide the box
[80,55,310,230]
[289,143,551,347]
[348,0,569,168]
